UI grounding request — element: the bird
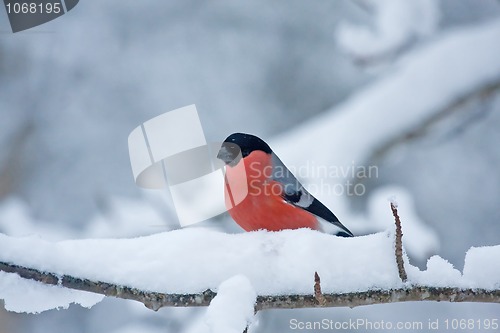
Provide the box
[216,133,353,237]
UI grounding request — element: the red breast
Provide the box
[224,150,320,231]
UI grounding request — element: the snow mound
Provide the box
[0,271,103,314]
[407,255,462,287]
[463,245,500,290]
[206,275,256,333]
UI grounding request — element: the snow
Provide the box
[0,271,103,314]
[275,18,500,170]
[0,229,400,297]
[1,1,499,332]
[407,255,463,287]
[367,186,440,261]
[463,245,500,290]
[407,246,500,289]
[205,275,256,333]
[336,0,440,59]
[0,198,74,241]
[1,228,499,314]
[0,196,170,241]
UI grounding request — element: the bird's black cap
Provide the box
[223,133,272,156]
[217,133,272,165]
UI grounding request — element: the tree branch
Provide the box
[256,287,500,310]
[313,271,326,306]
[0,261,214,311]
[391,202,408,282]
[1,203,499,313]
[1,260,499,311]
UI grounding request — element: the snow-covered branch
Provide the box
[1,204,500,316]
[276,19,500,170]
[0,260,214,311]
[1,204,499,333]
[255,286,500,310]
[1,260,499,312]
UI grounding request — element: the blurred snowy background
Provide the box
[1,0,500,332]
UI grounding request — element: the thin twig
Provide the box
[314,272,326,306]
[391,201,408,282]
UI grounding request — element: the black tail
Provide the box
[304,198,354,237]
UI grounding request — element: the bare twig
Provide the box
[391,201,408,282]
[1,260,499,311]
[314,272,326,306]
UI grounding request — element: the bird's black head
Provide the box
[217,133,272,166]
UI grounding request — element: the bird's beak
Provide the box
[217,142,241,166]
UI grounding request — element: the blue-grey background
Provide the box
[1,1,499,332]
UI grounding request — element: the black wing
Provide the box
[271,153,354,237]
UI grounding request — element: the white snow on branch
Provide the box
[205,275,256,333]
[0,228,499,313]
[463,245,500,290]
[0,230,399,297]
[0,271,103,313]
[406,255,462,287]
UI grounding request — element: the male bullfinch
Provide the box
[217,133,353,237]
